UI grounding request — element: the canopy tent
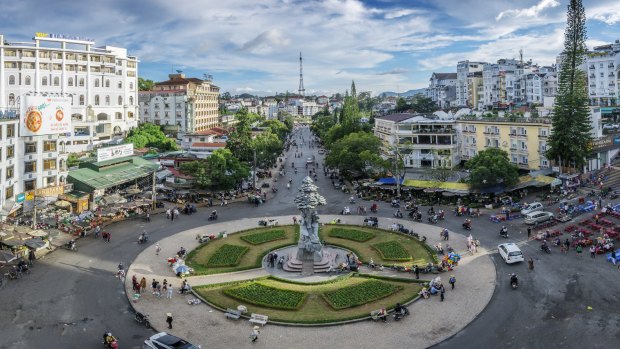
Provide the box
[507,175,558,192]
[55,200,72,208]
[0,250,17,264]
[24,238,47,250]
[376,177,405,185]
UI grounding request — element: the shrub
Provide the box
[328,228,375,242]
[224,282,306,310]
[323,280,401,309]
[241,229,287,245]
[206,244,249,267]
[371,241,411,261]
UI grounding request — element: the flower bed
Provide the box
[206,244,249,267]
[322,280,401,310]
[240,229,287,245]
[224,282,306,310]
[328,228,376,242]
[371,241,411,261]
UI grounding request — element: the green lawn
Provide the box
[328,228,375,242]
[240,229,287,245]
[319,225,433,267]
[187,225,299,275]
[194,275,421,324]
[371,241,411,261]
[206,244,249,267]
[224,282,306,310]
[323,279,401,309]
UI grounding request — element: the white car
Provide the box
[498,242,524,264]
[520,202,544,215]
[144,332,201,349]
[524,211,554,225]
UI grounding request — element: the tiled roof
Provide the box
[191,142,226,148]
[155,77,204,85]
[432,73,457,80]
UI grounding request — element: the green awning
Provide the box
[68,156,159,191]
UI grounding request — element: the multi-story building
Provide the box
[375,113,460,169]
[287,99,320,117]
[143,73,219,134]
[584,40,620,107]
[426,73,457,109]
[466,72,483,109]
[482,59,520,109]
[457,61,485,107]
[542,73,558,98]
[0,118,19,214]
[459,117,552,171]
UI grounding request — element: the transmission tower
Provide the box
[298,52,305,97]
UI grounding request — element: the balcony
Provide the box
[517,163,530,169]
[538,133,548,139]
[589,65,595,69]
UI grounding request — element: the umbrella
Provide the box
[0,250,17,264]
[55,200,72,208]
[175,265,189,274]
[24,238,47,249]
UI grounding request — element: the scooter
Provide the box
[541,243,551,254]
[499,227,508,238]
[510,274,518,289]
[137,233,149,244]
[208,211,218,221]
[135,312,151,328]
[65,239,78,252]
[393,307,410,321]
[427,215,438,224]
[462,222,472,231]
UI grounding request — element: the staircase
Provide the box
[587,168,620,191]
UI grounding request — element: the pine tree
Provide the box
[350,80,357,98]
[546,0,592,170]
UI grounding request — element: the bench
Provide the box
[249,313,268,326]
[225,308,241,320]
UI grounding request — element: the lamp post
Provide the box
[253,149,257,190]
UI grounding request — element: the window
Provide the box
[118,96,123,105]
[105,79,110,88]
[129,82,134,90]
[8,93,15,106]
[53,76,60,86]
[8,75,15,85]
[25,76,31,85]
[24,180,36,191]
[128,112,134,118]
[115,112,122,120]
[79,78,85,87]
[6,145,14,159]
[42,76,48,86]
[43,141,57,152]
[25,161,36,173]
[43,159,57,170]
[79,95,85,105]
[118,81,122,89]
[105,95,110,105]
[25,143,37,154]
[95,79,100,87]
[6,165,14,179]
[5,184,13,200]
[129,96,134,105]
[95,95,100,105]
[68,77,74,86]
[7,125,15,137]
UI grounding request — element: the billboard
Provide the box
[20,96,72,136]
[97,143,134,162]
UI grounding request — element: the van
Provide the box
[498,243,524,264]
[524,211,554,225]
[521,202,543,215]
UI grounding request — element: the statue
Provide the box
[294,177,326,261]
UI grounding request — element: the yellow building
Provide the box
[467,75,483,109]
[459,117,551,171]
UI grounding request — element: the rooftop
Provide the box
[67,156,159,190]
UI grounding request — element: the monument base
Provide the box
[283,249,338,274]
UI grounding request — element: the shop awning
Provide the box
[68,156,159,192]
[403,179,471,192]
[376,177,404,185]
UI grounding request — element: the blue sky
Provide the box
[2,0,620,95]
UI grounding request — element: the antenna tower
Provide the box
[298,52,305,97]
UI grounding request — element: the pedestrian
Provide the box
[146,212,150,222]
[576,244,583,257]
[28,249,36,266]
[171,211,175,222]
[167,284,173,299]
[166,313,173,329]
[140,277,147,294]
[155,243,161,255]
[166,209,171,219]
[589,245,596,258]
[445,230,449,241]
[156,282,162,297]
[105,231,111,243]
[612,250,617,265]
[439,284,445,302]
[449,275,456,289]
[528,257,534,271]
[152,279,158,294]
[293,216,297,224]
[250,326,260,343]
[527,227,531,239]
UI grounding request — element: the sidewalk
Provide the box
[125,215,495,349]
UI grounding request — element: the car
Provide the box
[498,242,524,264]
[603,124,619,130]
[318,149,325,154]
[306,157,314,164]
[520,202,544,215]
[524,211,554,225]
[143,332,201,349]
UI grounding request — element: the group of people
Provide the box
[266,252,284,268]
[165,208,180,221]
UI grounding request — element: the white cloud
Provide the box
[496,0,560,21]
[377,68,408,75]
[589,1,620,24]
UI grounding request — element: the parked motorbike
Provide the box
[65,239,78,252]
[135,312,151,328]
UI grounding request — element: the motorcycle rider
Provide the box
[510,273,518,287]
[394,209,403,218]
[103,332,117,349]
[462,219,472,230]
[541,240,550,253]
[210,210,218,219]
[394,302,408,319]
[138,231,148,244]
[500,226,508,237]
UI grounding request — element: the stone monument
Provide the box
[294,176,326,263]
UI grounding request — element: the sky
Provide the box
[2,0,620,96]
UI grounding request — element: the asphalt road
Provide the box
[1,126,619,348]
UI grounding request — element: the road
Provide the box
[1,125,619,348]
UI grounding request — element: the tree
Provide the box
[179,161,211,189]
[125,123,178,150]
[205,149,249,190]
[325,132,383,178]
[138,77,154,91]
[465,148,519,188]
[411,95,437,113]
[395,97,409,112]
[546,0,592,170]
[261,119,289,141]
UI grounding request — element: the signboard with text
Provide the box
[590,135,620,152]
[20,96,72,136]
[97,143,134,162]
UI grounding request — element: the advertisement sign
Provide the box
[589,135,620,152]
[97,143,134,162]
[35,32,94,42]
[36,185,65,197]
[16,193,25,203]
[20,96,72,136]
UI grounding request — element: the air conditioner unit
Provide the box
[28,155,33,160]
[48,171,52,176]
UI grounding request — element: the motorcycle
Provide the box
[272,187,278,193]
[137,233,149,244]
[499,227,508,238]
[427,215,438,224]
[102,332,119,349]
[510,274,518,289]
[393,307,410,321]
[65,239,78,252]
[541,243,551,254]
[462,222,472,231]
[349,197,356,204]
[393,210,403,218]
[208,211,218,221]
[135,312,151,328]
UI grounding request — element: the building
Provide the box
[0,118,19,215]
[467,72,483,109]
[457,61,485,107]
[459,116,552,171]
[482,59,520,109]
[180,128,228,158]
[0,33,139,153]
[584,40,620,107]
[287,99,320,117]
[426,73,457,109]
[142,73,220,134]
[374,113,460,169]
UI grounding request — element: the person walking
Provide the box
[250,326,260,343]
[140,277,147,294]
[155,243,161,256]
[449,275,456,289]
[576,244,583,257]
[527,257,534,271]
[166,313,173,329]
[105,231,111,243]
[166,209,171,220]
[439,284,445,302]
[589,245,596,258]
[527,227,532,239]
[167,284,173,299]
[413,265,420,279]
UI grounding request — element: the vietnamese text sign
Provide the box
[97,143,134,162]
[20,96,72,136]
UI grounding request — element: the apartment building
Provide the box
[0,33,139,153]
[0,118,19,214]
[584,40,620,107]
[375,113,460,169]
[144,73,220,133]
[426,73,457,109]
[482,59,520,109]
[456,61,485,107]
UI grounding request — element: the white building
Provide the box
[482,59,519,109]
[287,99,320,117]
[456,61,485,107]
[426,73,457,109]
[584,40,620,106]
[139,91,188,138]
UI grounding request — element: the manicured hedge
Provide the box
[371,241,411,261]
[328,228,375,242]
[240,229,287,245]
[322,280,401,310]
[224,282,306,310]
[206,244,249,267]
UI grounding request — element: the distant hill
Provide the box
[379,89,426,98]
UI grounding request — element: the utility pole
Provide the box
[31,191,37,229]
[151,171,156,210]
[253,149,257,190]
